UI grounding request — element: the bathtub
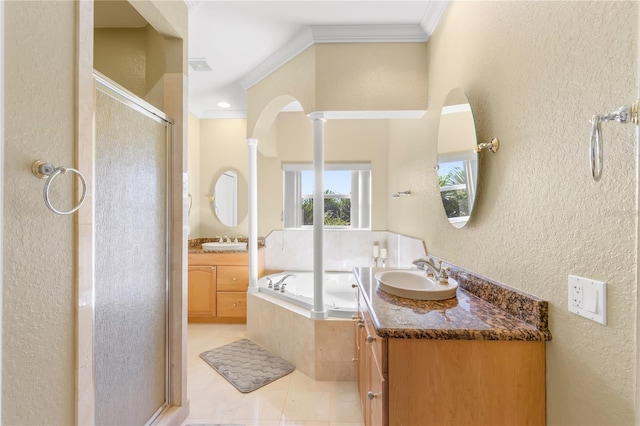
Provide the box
[257,271,356,318]
[248,270,357,380]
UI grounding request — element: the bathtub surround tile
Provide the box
[265,230,426,273]
[247,292,355,381]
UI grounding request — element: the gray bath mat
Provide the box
[200,339,295,393]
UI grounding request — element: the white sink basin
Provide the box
[202,242,247,252]
[375,270,458,300]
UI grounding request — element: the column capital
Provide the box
[247,138,258,147]
[307,111,326,122]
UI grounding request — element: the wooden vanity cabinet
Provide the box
[188,248,264,323]
[356,287,387,426]
[355,290,546,426]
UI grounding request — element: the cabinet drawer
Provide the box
[362,307,384,371]
[217,266,249,291]
[217,292,247,317]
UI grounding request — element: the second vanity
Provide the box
[353,265,552,426]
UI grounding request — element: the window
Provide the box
[283,163,371,229]
[437,153,477,225]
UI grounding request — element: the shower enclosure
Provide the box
[93,74,173,425]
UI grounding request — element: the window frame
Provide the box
[282,163,371,230]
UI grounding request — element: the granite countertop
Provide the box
[188,237,265,253]
[354,266,552,341]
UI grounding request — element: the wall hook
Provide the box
[590,100,639,182]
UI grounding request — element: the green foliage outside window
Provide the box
[302,190,351,226]
[438,167,469,218]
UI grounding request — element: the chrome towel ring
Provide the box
[31,160,87,215]
[590,101,638,182]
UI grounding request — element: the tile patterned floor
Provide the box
[183,323,364,426]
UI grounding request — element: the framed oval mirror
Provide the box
[212,169,248,227]
[436,88,479,228]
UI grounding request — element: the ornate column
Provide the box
[247,138,259,293]
[309,112,327,319]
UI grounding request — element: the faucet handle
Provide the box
[440,264,450,279]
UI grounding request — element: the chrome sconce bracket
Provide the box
[590,100,639,182]
[475,138,500,154]
[391,190,411,198]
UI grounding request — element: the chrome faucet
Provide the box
[267,274,296,291]
[412,257,450,284]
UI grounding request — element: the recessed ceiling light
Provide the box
[188,58,212,72]
[217,101,231,108]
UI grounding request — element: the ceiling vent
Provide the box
[188,58,212,72]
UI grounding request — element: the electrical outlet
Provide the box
[568,275,607,325]
[571,282,583,308]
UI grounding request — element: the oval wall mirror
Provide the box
[212,169,248,227]
[436,88,479,229]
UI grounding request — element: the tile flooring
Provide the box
[183,323,364,426]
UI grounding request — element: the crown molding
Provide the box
[310,24,427,43]
[240,24,431,91]
[239,27,315,91]
[420,1,449,40]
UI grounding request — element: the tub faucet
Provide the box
[412,257,450,284]
[267,274,296,291]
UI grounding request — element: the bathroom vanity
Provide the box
[187,240,265,323]
[353,266,551,426]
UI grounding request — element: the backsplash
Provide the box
[264,230,426,271]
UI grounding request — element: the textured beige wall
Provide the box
[247,46,317,139]
[95,28,148,97]
[388,2,638,424]
[188,113,202,237]
[3,1,76,423]
[198,119,250,238]
[315,43,428,112]
[3,1,187,423]
[258,112,389,235]
[247,42,428,139]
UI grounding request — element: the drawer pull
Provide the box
[366,335,376,344]
[351,357,358,362]
[367,391,379,400]
[233,277,237,281]
[351,284,357,288]
[233,303,237,307]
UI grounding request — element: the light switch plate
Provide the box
[568,275,607,325]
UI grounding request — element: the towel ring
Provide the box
[32,160,87,215]
[590,101,639,182]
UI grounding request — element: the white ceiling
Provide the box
[187,1,447,119]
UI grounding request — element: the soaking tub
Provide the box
[257,271,357,318]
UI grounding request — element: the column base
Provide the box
[310,309,328,320]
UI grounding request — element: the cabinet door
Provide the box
[188,266,216,318]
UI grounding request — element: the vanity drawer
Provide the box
[362,305,384,373]
[217,266,249,291]
[217,292,247,317]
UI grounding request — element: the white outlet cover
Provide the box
[568,275,607,325]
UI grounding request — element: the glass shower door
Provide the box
[94,79,171,425]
